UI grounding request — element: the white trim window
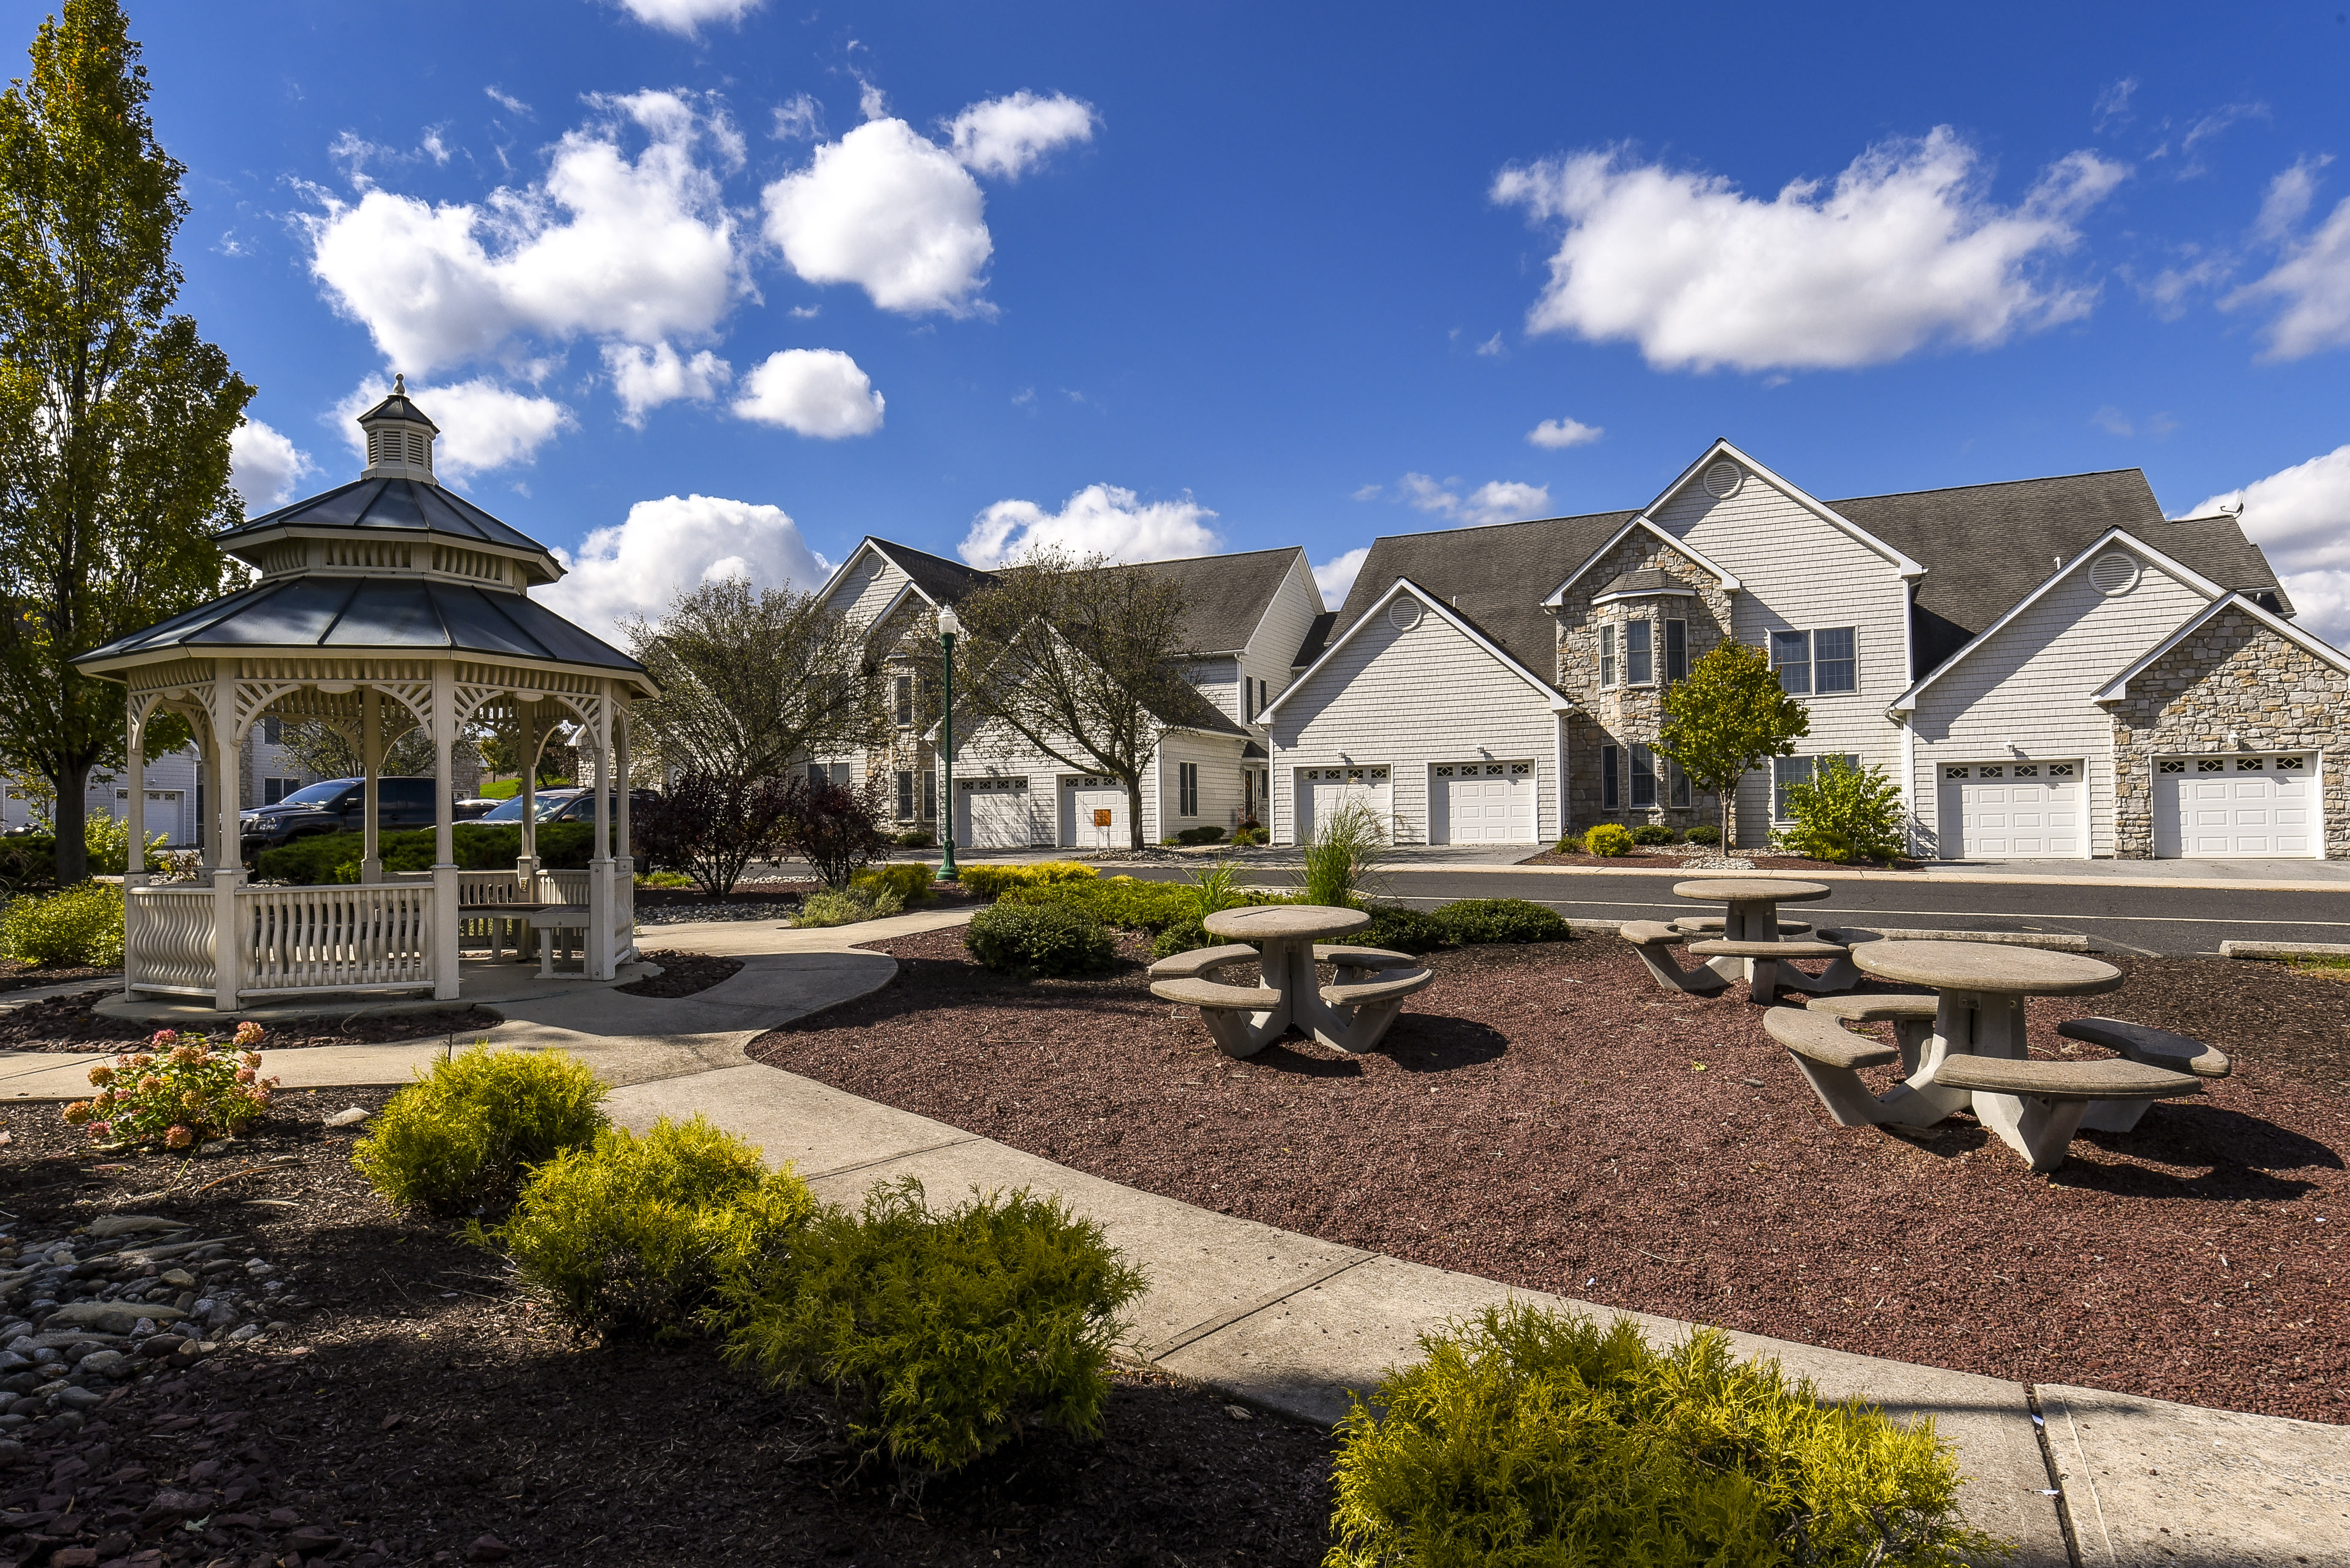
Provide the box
[1626,619,1653,685]
[894,675,914,726]
[1599,624,1617,688]
[1629,743,1657,807]
[1178,761,1199,818]
[1664,618,1687,682]
[1771,628,1858,696]
[1601,744,1620,809]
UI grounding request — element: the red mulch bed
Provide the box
[0,991,503,1053]
[750,932,2350,1424]
[617,950,745,998]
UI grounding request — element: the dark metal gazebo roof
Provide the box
[222,476,552,560]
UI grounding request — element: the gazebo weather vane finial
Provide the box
[393,372,406,395]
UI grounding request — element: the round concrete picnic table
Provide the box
[1852,938,2124,1127]
[1672,878,1844,997]
[1203,904,1371,1046]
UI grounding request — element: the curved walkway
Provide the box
[6,908,2345,1566]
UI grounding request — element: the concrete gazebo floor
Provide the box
[90,954,663,1026]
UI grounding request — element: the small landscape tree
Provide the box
[779,772,892,891]
[1656,640,1809,850]
[632,772,795,896]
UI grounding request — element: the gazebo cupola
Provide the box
[72,382,656,1010]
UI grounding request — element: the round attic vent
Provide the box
[2089,551,2140,595]
[1389,595,1424,631]
[1702,460,1744,498]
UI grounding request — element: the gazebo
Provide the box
[73,380,657,1010]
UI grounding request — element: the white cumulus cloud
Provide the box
[945,91,1096,180]
[1399,473,1552,526]
[2224,158,2350,361]
[605,0,763,36]
[1492,128,2126,372]
[762,116,992,316]
[304,90,745,374]
[1313,547,1369,610]
[541,493,831,644]
[229,420,318,511]
[1527,416,1603,449]
[604,342,732,426]
[2191,445,2350,648]
[730,348,885,437]
[334,375,574,479]
[958,483,1221,568]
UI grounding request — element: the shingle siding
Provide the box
[1244,553,1327,711]
[1268,597,1561,846]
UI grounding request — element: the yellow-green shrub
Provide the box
[0,882,125,968]
[795,884,905,927]
[954,860,1097,898]
[353,1045,609,1214]
[1328,1305,2005,1567]
[1580,823,1636,857]
[480,1115,815,1337]
[851,862,934,906]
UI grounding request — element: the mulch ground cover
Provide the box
[750,930,2350,1424]
[0,1092,1335,1568]
[616,951,744,999]
[0,965,119,996]
[0,999,505,1056]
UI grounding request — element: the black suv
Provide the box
[239,776,441,851]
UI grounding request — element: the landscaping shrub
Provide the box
[1431,898,1572,945]
[480,1116,817,1338]
[0,834,57,892]
[1355,902,1451,955]
[717,1179,1149,1476]
[634,772,795,894]
[0,881,125,967]
[1582,823,1635,857]
[852,862,934,907]
[965,900,1116,978]
[1149,919,1213,959]
[1329,1304,2004,1568]
[894,829,936,848]
[1230,825,1267,846]
[634,870,695,889]
[955,860,1096,899]
[1784,756,1906,864]
[1172,824,1226,845]
[796,885,906,927]
[1000,873,1200,935]
[61,1022,280,1150]
[1304,798,1386,907]
[782,773,894,891]
[82,814,171,875]
[252,822,604,884]
[1629,823,1678,846]
[353,1045,610,1214]
[1685,823,1722,846]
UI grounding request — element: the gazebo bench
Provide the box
[524,906,595,979]
[1800,991,1940,1074]
[1931,1054,2203,1172]
[1619,920,1729,997]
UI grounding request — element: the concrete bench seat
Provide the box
[2057,1017,2231,1077]
[1620,921,1729,996]
[1149,977,1283,1011]
[1321,968,1434,1008]
[1765,1006,1902,1127]
[524,905,593,979]
[1932,1054,2204,1173]
[1687,937,1850,960]
[1801,991,1940,1074]
[1147,943,1260,980]
[1312,944,1418,970]
[1672,916,1813,937]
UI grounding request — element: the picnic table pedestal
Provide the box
[1672,878,1848,1002]
[1853,941,2125,1147]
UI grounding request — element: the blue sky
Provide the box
[23,0,2350,642]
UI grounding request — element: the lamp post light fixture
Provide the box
[937,605,960,883]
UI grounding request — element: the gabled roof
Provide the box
[2091,592,2350,704]
[1265,575,1573,723]
[1131,546,1309,654]
[1891,526,2227,714]
[73,575,650,682]
[1654,438,1925,579]
[1291,610,1338,668]
[1330,509,1639,669]
[1538,515,1742,606]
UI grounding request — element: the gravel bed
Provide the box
[0,1091,1338,1565]
[750,931,2350,1423]
[0,994,504,1054]
[615,950,744,998]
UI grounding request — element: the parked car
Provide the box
[238,776,463,851]
[453,798,501,821]
[473,787,660,826]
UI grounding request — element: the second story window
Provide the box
[1771,628,1857,696]
[1664,618,1687,682]
[895,675,913,726]
[1771,630,1810,693]
[1626,619,1652,685]
[1600,624,1617,688]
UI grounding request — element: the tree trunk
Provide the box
[1126,778,1146,852]
[52,761,89,883]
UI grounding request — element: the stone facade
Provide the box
[865,596,946,833]
[2106,605,2350,858]
[1553,534,1733,833]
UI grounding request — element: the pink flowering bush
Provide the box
[61,1021,279,1148]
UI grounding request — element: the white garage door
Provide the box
[1060,775,1129,848]
[2155,754,2315,857]
[1431,761,1536,843]
[1936,762,2083,858]
[955,776,1034,850]
[1294,765,1389,843]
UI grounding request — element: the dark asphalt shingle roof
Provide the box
[1291,611,1338,668]
[1130,547,1306,654]
[868,539,995,609]
[221,477,549,560]
[74,575,648,677]
[1597,569,1696,598]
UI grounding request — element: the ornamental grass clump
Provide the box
[61,1023,279,1150]
[716,1179,1148,1478]
[1303,799,1386,907]
[1328,1304,2007,1568]
[0,880,125,967]
[479,1115,817,1339]
[353,1045,609,1214]
[794,884,905,928]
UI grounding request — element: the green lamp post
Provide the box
[936,604,960,883]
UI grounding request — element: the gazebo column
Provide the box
[122,694,148,1001]
[360,689,383,884]
[515,706,539,891]
[614,706,633,964]
[588,680,614,980]
[430,661,460,1000]
[210,666,245,1013]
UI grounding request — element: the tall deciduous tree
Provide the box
[619,576,880,786]
[1656,639,1810,849]
[0,0,252,881]
[954,546,1197,851]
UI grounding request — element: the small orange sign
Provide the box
[1092,809,1113,828]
